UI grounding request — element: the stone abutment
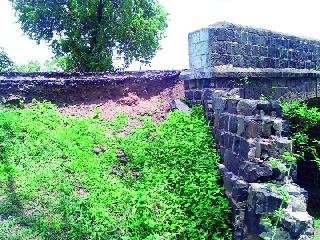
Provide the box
[182,22,320,239]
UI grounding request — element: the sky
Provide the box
[1,0,320,70]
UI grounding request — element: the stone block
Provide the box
[229,115,238,133]
[224,149,241,174]
[239,138,250,159]
[233,136,241,154]
[170,99,191,113]
[261,119,274,138]
[213,113,220,128]
[220,131,227,146]
[245,209,266,235]
[199,28,209,41]
[212,97,227,112]
[247,120,262,138]
[196,79,204,89]
[237,99,258,116]
[282,210,314,238]
[223,171,238,193]
[216,28,228,41]
[193,90,202,100]
[237,117,247,137]
[275,137,293,154]
[272,118,283,133]
[232,179,249,202]
[258,137,292,159]
[239,161,273,182]
[219,147,226,159]
[232,55,245,67]
[204,100,213,112]
[286,184,308,208]
[226,99,239,114]
[185,90,193,100]
[248,183,284,214]
[256,101,272,115]
[203,89,213,100]
[219,114,229,131]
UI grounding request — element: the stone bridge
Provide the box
[182,22,320,239]
[1,21,320,240]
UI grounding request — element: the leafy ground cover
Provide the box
[0,101,231,240]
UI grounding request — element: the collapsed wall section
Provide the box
[0,71,181,104]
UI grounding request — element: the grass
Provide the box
[0,101,231,240]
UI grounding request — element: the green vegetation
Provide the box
[0,101,231,239]
[0,47,65,72]
[262,152,297,240]
[281,100,320,167]
[313,216,320,240]
[11,58,66,72]
[11,60,42,72]
[281,100,320,236]
[0,47,13,72]
[10,0,168,72]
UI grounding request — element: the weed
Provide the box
[239,76,251,85]
[0,101,231,239]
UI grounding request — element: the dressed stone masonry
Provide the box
[182,22,320,240]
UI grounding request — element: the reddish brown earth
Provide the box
[58,80,184,122]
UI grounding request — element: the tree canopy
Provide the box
[10,0,168,72]
[0,47,13,72]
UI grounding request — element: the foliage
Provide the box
[239,76,251,85]
[262,152,297,240]
[12,60,42,72]
[0,47,13,72]
[44,57,67,72]
[0,101,231,239]
[281,100,320,239]
[10,57,67,72]
[10,0,168,72]
[281,101,320,167]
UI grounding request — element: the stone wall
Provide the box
[0,71,180,104]
[183,69,320,102]
[209,91,313,239]
[189,22,320,70]
[184,22,320,239]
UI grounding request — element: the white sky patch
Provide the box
[1,0,320,70]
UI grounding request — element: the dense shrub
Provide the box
[281,101,320,167]
[0,101,231,239]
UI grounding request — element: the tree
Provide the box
[12,60,42,72]
[0,47,13,72]
[10,0,168,72]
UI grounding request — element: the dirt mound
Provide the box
[58,80,184,122]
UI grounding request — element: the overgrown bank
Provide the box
[0,101,231,239]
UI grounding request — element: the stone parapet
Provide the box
[189,22,320,70]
